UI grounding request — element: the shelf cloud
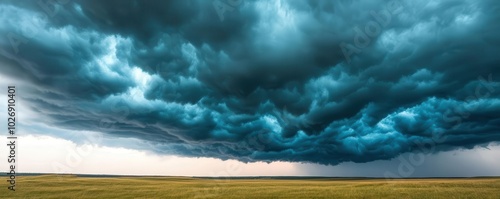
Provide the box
[1,0,499,165]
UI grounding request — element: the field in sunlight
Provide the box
[2,175,499,198]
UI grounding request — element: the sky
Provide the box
[0,0,499,177]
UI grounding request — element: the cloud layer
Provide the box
[1,0,499,165]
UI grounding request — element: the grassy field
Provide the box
[1,175,499,198]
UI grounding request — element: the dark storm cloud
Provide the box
[1,0,499,165]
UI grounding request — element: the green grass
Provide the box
[2,175,499,198]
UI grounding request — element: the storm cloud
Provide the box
[1,0,499,165]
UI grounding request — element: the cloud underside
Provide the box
[1,0,500,165]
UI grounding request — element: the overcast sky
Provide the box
[0,0,499,177]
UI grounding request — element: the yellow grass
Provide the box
[2,175,499,198]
